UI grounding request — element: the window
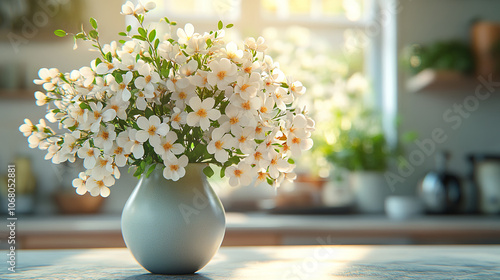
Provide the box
[133,0,385,177]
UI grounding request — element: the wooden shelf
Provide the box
[0,89,35,99]
[406,69,478,93]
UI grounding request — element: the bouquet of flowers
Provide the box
[19,1,314,197]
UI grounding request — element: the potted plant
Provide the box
[317,73,393,213]
[18,1,314,274]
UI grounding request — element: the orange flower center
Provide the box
[234,169,242,177]
[163,142,172,151]
[240,84,250,92]
[170,164,179,171]
[215,140,223,150]
[115,147,123,154]
[101,132,109,140]
[230,117,239,124]
[148,125,157,135]
[145,75,152,83]
[196,109,207,118]
[217,71,226,80]
[241,101,251,110]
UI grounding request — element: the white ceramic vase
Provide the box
[121,163,226,274]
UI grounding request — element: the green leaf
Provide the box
[89,30,98,39]
[288,158,295,164]
[90,17,98,29]
[113,71,123,83]
[218,20,223,30]
[164,17,170,24]
[226,23,234,28]
[170,21,177,26]
[119,39,126,44]
[203,165,214,178]
[267,177,274,185]
[133,166,143,177]
[126,25,132,32]
[132,35,145,41]
[118,32,127,36]
[79,103,91,110]
[54,29,67,37]
[138,27,147,38]
[146,164,156,178]
[105,52,112,62]
[75,33,86,39]
[154,38,160,49]
[145,108,154,118]
[220,166,226,178]
[148,29,156,42]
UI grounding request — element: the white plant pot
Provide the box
[350,171,389,213]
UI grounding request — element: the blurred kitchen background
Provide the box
[1,0,500,249]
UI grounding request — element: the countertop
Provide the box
[3,245,500,279]
[4,213,500,248]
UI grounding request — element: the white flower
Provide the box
[121,1,145,15]
[245,145,270,169]
[207,128,235,163]
[226,162,253,187]
[233,127,256,154]
[93,124,116,151]
[177,23,195,45]
[152,131,184,160]
[244,36,267,52]
[72,172,90,195]
[169,107,187,129]
[268,150,291,179]
[290,80,306,96]
[109,71,133,101]
[104,94,129,120]
[88,102,117,132]
[91,155,114,181]
[33,68,59,91]
[136,115,169,144]
[272,87,294,111]
[106,142,129,167]
[163,154,189,181]
[79,66,95,88]
[186,96,220,130]
[180,60,198,77]
[224,104,246,134]
[34,91,50,106]
[221,42,243,63]
[86,175,115,197]
[134,64,160,94]
[77,141,100,169]
[207,58,237,89]
[19,119,35,137]
[95,58,119,75]
[234,72,260,100]
[118,53,144,72]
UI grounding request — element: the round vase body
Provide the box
[121,164,226,274]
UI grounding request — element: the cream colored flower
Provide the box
[186,96,220,131]
[163,154,188,181]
